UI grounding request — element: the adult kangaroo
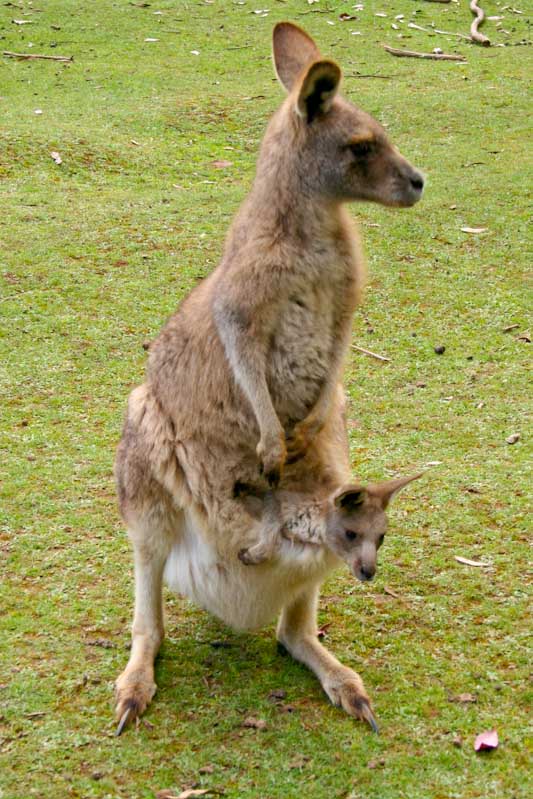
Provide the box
[114,22,424,734]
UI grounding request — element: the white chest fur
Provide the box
[163,511,338,631]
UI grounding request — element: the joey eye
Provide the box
[349,140,374,158]
[345,530,358,542]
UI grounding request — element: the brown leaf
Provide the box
[506,433,520,445]
[452,734,463,748]
[339,13,358,21]
[211,160,233,169]
[198,765,215,775]
[267,688,286,703]
[450,692,477,704]
[517,330,531,342]
[50,151,62,165]
[317,622,332,639]
[461,227,488,234]
[384,586,400,598]
[288,754,310,769]
[242,716,267,730]
[156,791,212,799]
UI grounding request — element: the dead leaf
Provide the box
[339,13,358,21]
[450,692,477,704]
[242,716,267,730]
[474,729,498,751]
[156,791,212,799]
[13,19,32,24]
[502,323,519,333]
[211,160,232,169]
[198,765,215,775]
[454,556,490,568]
[317,622,332,639]
[506,433,520,445]
[288,754,310,769]
[268,688,286,703]
[50,151,62,165]
[517,331,531,342]
[144,37,159,42]
[461,227,488,234]
[384,586,400,598]
[452,734,463,747]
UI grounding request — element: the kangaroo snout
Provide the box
[392,161,425,208]
[353,561,376,582]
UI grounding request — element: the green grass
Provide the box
[0,1,531,797]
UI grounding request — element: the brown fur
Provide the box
[114,22,424,734]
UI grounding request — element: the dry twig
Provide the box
[383,45,466,61]
[3,50,73,62]
[352,345,391,363]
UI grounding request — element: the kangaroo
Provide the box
[114,22,424,734]
[236,474,422,573]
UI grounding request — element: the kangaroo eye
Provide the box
[350,140,374,158]
[345,530,358,542]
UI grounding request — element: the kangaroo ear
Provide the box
[273,22,321,92]
[296,60,341,122]
[370,473,423,509]
[334,484,367,514]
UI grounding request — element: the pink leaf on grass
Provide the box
[474,729,499,751]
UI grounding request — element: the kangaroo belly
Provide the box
[163,512,337,631]
[268,288,336,424]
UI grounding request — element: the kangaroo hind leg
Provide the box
[115,504,178,734]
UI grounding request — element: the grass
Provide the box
[0,1,531,797]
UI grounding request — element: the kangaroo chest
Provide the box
[267,263,354,425]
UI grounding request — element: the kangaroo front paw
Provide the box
[115,668,157,735]
[285,415,323,465]
[257,431,286,486]
[324,672,378,733]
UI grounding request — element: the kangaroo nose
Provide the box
[360,565,375,581]
[410,174,424,192]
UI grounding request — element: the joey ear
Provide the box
[296,60,341,122]
[370,473,424,509]
[272,22,321,92]
[333,484,367,514]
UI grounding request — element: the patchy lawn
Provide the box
[0,1,530,798]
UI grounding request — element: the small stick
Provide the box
[352,345,391,363]
[345,73,393,80]
[408,22,471,41]
[383,45,466,61]
[3,50,73,62]
[470,1,491,46]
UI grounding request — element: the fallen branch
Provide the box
[383,45,466,61]
[470,1,491,46]
[3,50,73,61]
[352,345,391,363]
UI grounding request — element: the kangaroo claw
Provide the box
[359,699,379,734]
[116,706,132,736]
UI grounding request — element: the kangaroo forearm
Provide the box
[214,304,281,436]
